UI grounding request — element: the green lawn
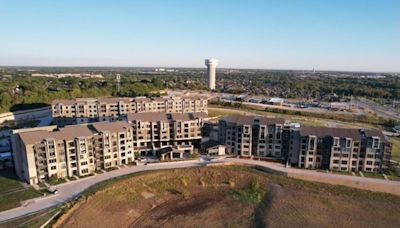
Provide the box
[362,172,385,179]
[0,170,43,212]
[390,138,400,162]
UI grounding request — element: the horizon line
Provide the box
[0,65,398,74]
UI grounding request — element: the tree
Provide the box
[151,78,163,88]
[0,92,12,112]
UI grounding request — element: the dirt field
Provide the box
[54,166,400,228]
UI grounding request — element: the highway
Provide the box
[1,158,400,223]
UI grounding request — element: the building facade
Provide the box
[127,112,205,157]
[12,112,206,184]
[218,115,391,173]
[287,127,390,172]
[218,115,288,159]
[51,95,208,125]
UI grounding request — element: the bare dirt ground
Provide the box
[54,166,400,228]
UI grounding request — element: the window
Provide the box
[309,137,315,151]
[372,138,380,149]
[333,138,339,147]
[346,139,351,148]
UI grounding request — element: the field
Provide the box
[0,169,43,212]
[207,108,250,118]
[208,106,378,129]
[390,138,400,162]
[54,166,400,228]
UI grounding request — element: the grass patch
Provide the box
[229,180,266,204]
[0,187,42,212]
[0,170,43,212]
[105,167,119,172]
[0,175,25,195]
[209,105,377,129]
[362,172,385,179]
[0,206,61,228]
[390,137,400,162]
[331,170,353,176]
[81,170,156,198]
[48,176,67,186]
[208,108,249,117]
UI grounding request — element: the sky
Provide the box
[0,0,399,72]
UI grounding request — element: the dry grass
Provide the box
[54,166,400,228]
[208,105,378,129]
[207,107,249,117]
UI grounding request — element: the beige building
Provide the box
[127,112,206,157]
[218,115,288,158]
[296,127,390,172]
[51,96,208,125]
[12,112,207,185]
[217,114,391,173]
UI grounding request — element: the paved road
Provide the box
[1,158,400,222]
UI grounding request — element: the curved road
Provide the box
[0,158,400,223]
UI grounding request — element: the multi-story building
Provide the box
[218,115,288,158]
[127,112,206,156]
[289,126,391,172]
[11,112,207,184]
[51,95,208,125]
[217,115,391,173]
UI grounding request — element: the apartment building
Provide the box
[217,115,391,173]
[51,95,208,125]
[218,115,288,158]
[127,112,206,157]
[288,126,390,172]
[12,112,207,184]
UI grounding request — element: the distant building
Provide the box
[329,102,350,111]
[266,97,284,106]
[31,73,103,79]
[51,95,208,126]
[205,59,218,90]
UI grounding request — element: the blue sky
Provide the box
[0,0,399,72]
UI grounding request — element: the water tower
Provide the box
[205,59,218,90]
